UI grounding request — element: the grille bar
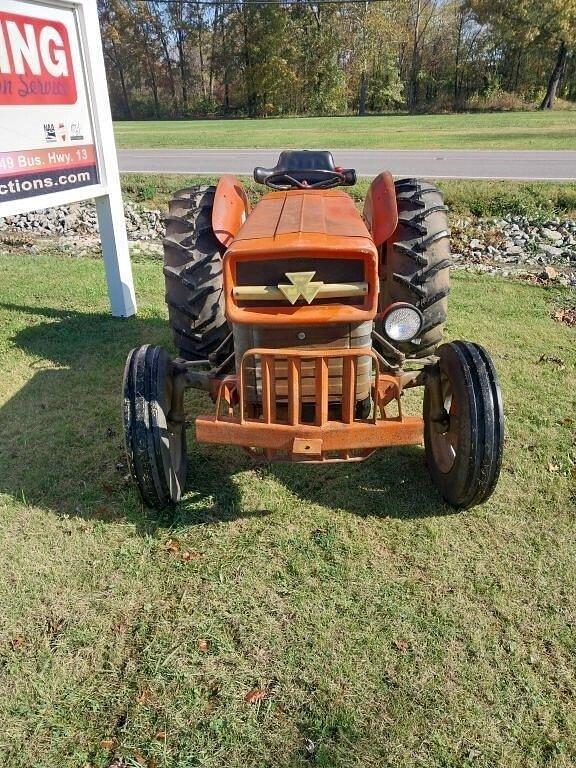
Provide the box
[341,356,357,424]
[240,347,379,428]
[232,282,369,303]
[315,357,329,426]
[261,355,276,423]
[287,357,300,426]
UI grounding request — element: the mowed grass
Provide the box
[114,111,576,150]
[121,173,576,219]
[0,251,575,768]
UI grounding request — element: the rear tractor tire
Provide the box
[123,344,187,509]
[423,341,504,509]
[163,186,232,367]
[376,178,451,362]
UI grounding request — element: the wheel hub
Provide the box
[429,375,459,474]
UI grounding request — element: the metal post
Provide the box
[83,0,137,317]
[96,191,137,317]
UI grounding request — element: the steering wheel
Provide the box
[263,169,347,191]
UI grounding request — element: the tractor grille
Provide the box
[234,321,373,406]
[239,347,379,428]
[235,257,365,307]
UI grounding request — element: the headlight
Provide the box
[383,303,423,342]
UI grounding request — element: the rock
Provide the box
[539,245,563,259]
[0,199,164,240]
[542,228,563,242]
[540,266,558,280]
[63,212,79,228]
[469,238,483,250]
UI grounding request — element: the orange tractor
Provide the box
[123,151,503,510]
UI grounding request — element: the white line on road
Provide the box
[117,148,576,181]
[119,167,576,181]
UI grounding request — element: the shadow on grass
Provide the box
[0,303,248,532]
[0,302,448,528]
[270,445,449,519]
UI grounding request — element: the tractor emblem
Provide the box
[278,271,323,304]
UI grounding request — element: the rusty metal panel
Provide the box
[292,437,323,456]
[363,171,398,247]
[212,175,250,248]
[196,415,424,454]
[235,189,370,241]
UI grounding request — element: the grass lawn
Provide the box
[121,173,576,219]
[114,111,576,151]
[0,251,575,768]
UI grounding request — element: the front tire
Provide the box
[123,345,187,509]
[423,341,504,509]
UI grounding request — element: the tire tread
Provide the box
[123,344,187,510]
[424,341,504,509]
[376,178,451,361]
[164,186,232,365]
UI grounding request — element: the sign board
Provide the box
[0,0,136,317]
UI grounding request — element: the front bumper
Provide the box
[195,347,423,462]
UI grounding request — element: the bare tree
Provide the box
[540,40,569,109]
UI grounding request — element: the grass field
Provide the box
[121,174,576,219]
[114,111,576,150]
[0,249,575,767]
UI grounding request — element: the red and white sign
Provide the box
[0,0,98,204]
[0,0,136,318]
[0,11,77,105]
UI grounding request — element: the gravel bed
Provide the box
[0,200,163,240]
[1,201,575,285]
[452,215,576,285]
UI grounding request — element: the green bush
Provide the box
[465,89,530,112]
[438,181,576,219]
[136,183,158,202]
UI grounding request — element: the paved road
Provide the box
[117,148,576,180]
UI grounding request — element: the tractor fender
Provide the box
[212,175,251,249]
[363,171,398,248]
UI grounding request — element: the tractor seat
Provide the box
[254,150,356,187]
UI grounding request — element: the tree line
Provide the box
[97,0,576,119]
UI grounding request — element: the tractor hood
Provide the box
[223,188,379,326]
[228,188,376,256]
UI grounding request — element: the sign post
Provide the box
[0,0,136,317]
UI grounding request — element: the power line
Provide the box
[137,0,391,5]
